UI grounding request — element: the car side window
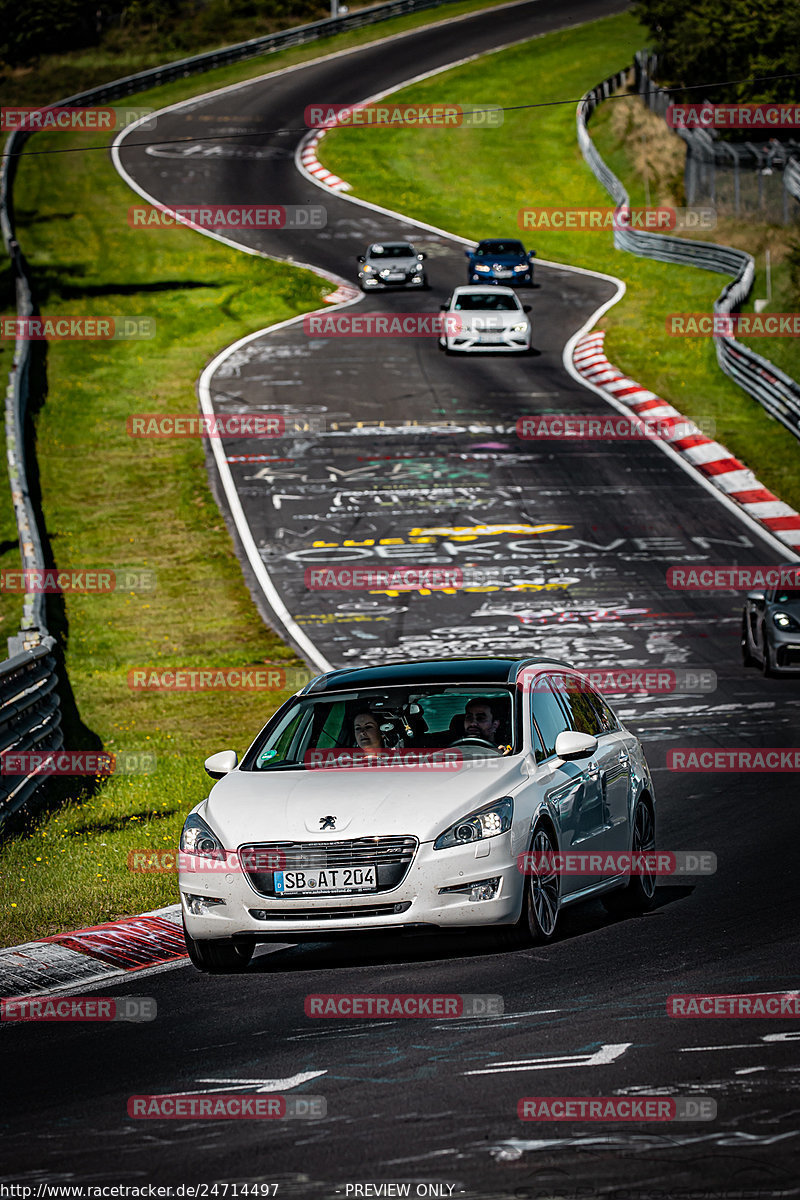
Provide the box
[530,678,571,761]
[551,674,620,735]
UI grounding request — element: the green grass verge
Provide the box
[0,121,327,946]
[318,9,800,512]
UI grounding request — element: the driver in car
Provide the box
[463,697,503,744]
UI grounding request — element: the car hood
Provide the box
[472,254,527,266]
[203,757,528,846]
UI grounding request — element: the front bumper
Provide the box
[181,833,523,940]
[360,274,427,289]
[440,333,530,353]
[468,271,532,286]
[768,634,800,671]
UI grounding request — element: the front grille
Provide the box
[777,645,800,666]
[249,902,412,921]
[240,836,418,898]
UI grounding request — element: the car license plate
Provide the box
[494,269,512,277]
[385,272,405,281]
[274,866,377,894]
[478,333,504,342]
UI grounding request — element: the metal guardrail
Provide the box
[577,66,800,442]
[0,637,63,828]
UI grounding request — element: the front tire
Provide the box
[507,825,560,946]
[183,918,254,974]
[602,797,657,916]
[741,615,755,666]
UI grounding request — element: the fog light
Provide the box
[185,893,225,916]
[439,876,501,901]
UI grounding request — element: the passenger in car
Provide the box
[352,709,387,751]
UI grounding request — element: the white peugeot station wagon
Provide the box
[180,658,657,972]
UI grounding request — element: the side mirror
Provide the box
[356,255,365,263]
[440,303,448,310]
[554,731,597,761]
[528,251,537,259]
[204,749,238,779]
[747,590,766,603]
[523,304,532,312]
[464,249,472,258]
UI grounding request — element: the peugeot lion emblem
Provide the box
[319,815,337,830]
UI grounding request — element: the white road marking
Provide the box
[464,1042,631,1075]
[173,1071,327,1095]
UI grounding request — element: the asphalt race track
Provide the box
[3,0,800,1195]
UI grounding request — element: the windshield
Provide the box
[454,293,520,311]
[476,241,525,256]
[243,685,518,770]
[370,244,416,258]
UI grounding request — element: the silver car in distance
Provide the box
[356,241,428,290]
[180,657,657,972]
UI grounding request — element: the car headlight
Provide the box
[180,812,223,857]
[433,797,513,850]
[474,263,491,272]
[513,264,528,272]
[773,611,800,630]
[511,322,529,332]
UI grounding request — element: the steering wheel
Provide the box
[450,736,499,751]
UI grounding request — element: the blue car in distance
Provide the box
[466,239,536,286]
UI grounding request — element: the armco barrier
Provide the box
[0,637,63,830]
[577,65,800,442]
[0,0,471,827]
